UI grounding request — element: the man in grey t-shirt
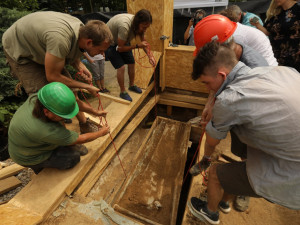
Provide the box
[2,11,113,134]
[188,41,300,224]
[106,9,155,101]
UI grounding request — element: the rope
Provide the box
[75,72,127,178]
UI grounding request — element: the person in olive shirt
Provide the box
[8,82,110,174]
[2,11,113,133]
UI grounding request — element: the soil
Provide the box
[1,62,300,224]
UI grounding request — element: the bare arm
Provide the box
[184,19,193,44]
[44,52,99,96]
[204,132,221,157]
[71,125,110,145]
[250,19,270,36]
[201,90,215,126]
[83,52,94,64]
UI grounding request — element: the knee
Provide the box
[117,65,125,74]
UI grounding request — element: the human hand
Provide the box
[148,56,156,67]
[189,18,194,26]
[97,110,107,118]
[140,41,149,48]
[86,85,100,97]
[100,124,110,135]
[250,17,259,27]
[201,105,213,127]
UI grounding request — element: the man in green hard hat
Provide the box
[2,11,113,134]
[8,82,110,174]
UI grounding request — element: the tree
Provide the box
[0,0,39,11]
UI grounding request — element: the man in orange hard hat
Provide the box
[190,14,270,212]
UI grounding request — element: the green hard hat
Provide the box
[38,82,79,119]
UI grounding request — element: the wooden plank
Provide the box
[76,95,159,197]
[160,92,207,105]
[134,50,161,89]
[165,45,209,93]
[158,98,205,110]
[81,89,130,105]
[0,83,154,224]
[0,164,24,180]
[0,204,42,225]
[0,176,22,195]
[114,117,191,225]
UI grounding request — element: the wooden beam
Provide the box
[76,95,160,197]
[0,176,22,195]
[160,92,207,105]
[0,164,24,180]
[81,89,131,105]
[0,83,155,224]
[158,98,205,110]
[0,204,42,225]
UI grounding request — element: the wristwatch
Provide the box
[116,45,119,51]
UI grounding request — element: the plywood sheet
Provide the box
[133,50,161,89]
[165,45,209,94]
[114,117,191,225]
[127,0,173,52]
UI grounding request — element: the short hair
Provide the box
[132,9,152,35]
[79,20,113,46]
[192,41,238,80]
[219,5,242,22]
[195,9,206,17]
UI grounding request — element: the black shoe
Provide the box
[188,197,220,225]
[72,144,88,156]
[219,200,231,213]
[100,88,110,93]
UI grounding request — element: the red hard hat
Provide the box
[193,14,237,56]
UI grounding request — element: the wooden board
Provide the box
[0,204,42,225]
[134,50,161,89]
[158,98,205,110]
[114,117,191,225]
[127,0,173,53]
[0,164,24,180]
[76,95,159,197]
[0,83,154,224]
[0,176,22,195]
[165,45,209,94]
[160,92,207,105]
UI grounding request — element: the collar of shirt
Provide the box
[215,61,250,97]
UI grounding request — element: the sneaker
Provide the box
[100,88,110,93]
[79,118,99,134]
[120,92,132,101]
[189,163,201,176]
[72,144,88,156]
[234,196,250,212]
[219,201,231,213]
[128,85,142,94]
[188,197,220,225]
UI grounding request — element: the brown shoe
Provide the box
[79,118,99,134]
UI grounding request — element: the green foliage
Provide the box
[0,0,39,11]
[0,7,29,130]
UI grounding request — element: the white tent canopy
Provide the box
[174,0,228,9]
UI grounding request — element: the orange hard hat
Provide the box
[193,14,237,56]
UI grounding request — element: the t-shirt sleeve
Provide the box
[206,94,240,140]
[40,123,79,146]
[118,25,130,42]
[45,32,71,59]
